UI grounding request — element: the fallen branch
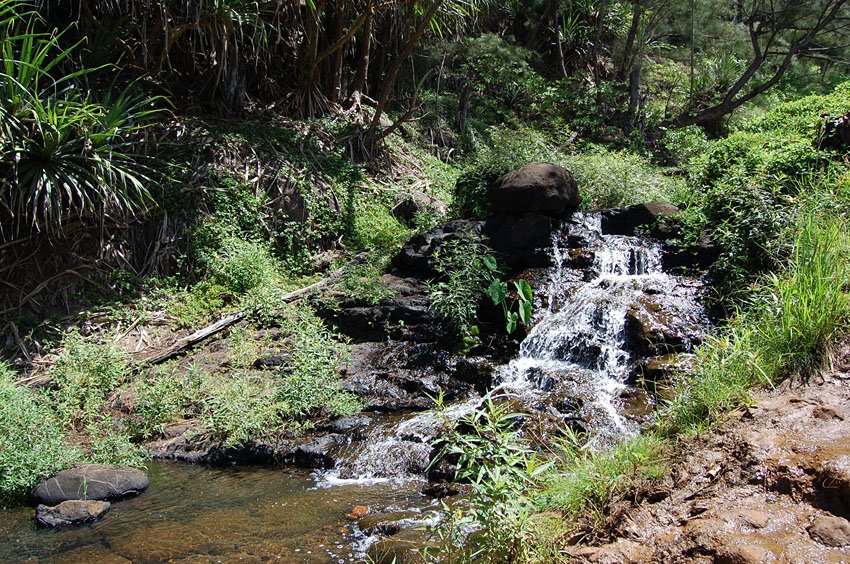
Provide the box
[138,269,343,366]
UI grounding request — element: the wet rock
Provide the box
[33,464,149,504]
[393,220,483,276]
[320,275,437,343]
[36,500,110,527]
[291,435,340,469]
[205,440,279,466]
[341,341,464,411]
[357,510,419,535]
[453,357,494,394]
[393,191,447,226]
[488,163,580,218]
[483,213,557,268]
[624,298,691,356]
[809,515,850,547]
[632,354,689,386]
[321,414,373,433]
[367,528,431,564]
[601,203,681,239]
[253,351,290,369]
[716,543,776,564]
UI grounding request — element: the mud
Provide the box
[569,341,850,563]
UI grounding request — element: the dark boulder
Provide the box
[601,203,681,239]
[291,434,341,469]
[488,163,580,218]
[393,220,483,276]
[321,414,373,433]
[319,275,437,343]
[33,464,149,505]
[36,500,110,527]
[483,213,556,269]
[392,191,448,227]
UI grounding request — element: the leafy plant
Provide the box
[0,1,162,235]
[433,398,552,562]
[428,235,499,337]
[0,363,82,500]
[47,331,130,427]
[488,278,534,334]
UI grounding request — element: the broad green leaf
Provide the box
[506,312,518,334]
[519,301,532,325]
[516,279,533,303]
[483,254,498,272]
[487,279,507,305]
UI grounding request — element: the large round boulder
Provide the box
[33,464,149,504]
[488,163,580,218]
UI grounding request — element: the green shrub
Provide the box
[453,126,559,218]
[349,199,410,254]
[203,236,280,295]
[744,80,850,140]
[540,433,666,519]
[48,331,130,427]
[84,419,145,467]
[453,126,686,218]
[338,252,396,306]
[428,236,499,335]
[276,303,359,418]
[200,373,282,447]
[563,149,689,210]
[434,398,551,562]
[134,368,190,438]
[0,364,82,500]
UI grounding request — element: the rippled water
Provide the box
[0,461,426,563]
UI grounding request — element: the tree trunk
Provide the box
[347,3,373,102]
[363,0,444,154]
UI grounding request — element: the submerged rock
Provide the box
[36,499,110,527]
[489,163,580,218]
[33,464,149,505]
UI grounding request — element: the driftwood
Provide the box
[139,269,343,366]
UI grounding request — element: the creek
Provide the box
[0,212,710,561]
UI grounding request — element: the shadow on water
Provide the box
[0,461,426,563]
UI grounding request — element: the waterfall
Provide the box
[321,212,709,482]
[495,212,707,447]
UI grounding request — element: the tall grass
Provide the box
[665,215,850,434]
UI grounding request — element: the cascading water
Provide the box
[495,212,708,447]
[323,212,710,483]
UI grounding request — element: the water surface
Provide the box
[1,461,425,563]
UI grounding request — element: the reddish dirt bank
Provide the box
[570,340,850,563]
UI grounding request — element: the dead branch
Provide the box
[136,269,343,366]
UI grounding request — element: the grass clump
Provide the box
[665,216,850,434]
[0,364,83,500]
[539,434,667,520]
[452,125,686,218]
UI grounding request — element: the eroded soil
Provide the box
[570,340,850,563]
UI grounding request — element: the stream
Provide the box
[0,212,710,562]
[0,462,428,563]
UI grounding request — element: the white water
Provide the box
[324,213,709,481]
[494,212,706,447]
